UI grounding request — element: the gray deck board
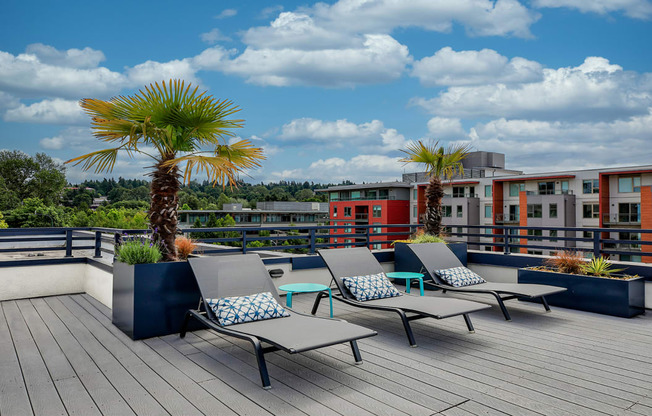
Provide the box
[1,292,651,416]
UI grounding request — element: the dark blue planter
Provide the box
[393,242,467,289]
[517,268,645,318]
[112,261,202,340]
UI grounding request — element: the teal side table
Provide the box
[278,283,333,318]
[386,272,424,296]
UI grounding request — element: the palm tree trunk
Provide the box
[424,175,445,236]
[149,158,180,261]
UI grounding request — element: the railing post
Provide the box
[503,227,510,255]
[366,226,371,249]
[309,229,316,254]
[593,231,601,258]
[94,231,102,258]
[65,229,73,257]
[242,230,247,254]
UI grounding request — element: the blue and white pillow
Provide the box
[434,267,486,287]
[207,292,290,326]
[342,273,402,301]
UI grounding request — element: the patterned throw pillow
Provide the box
[434,266,486,287]
[207,292,290,326]
[342,272,402,301]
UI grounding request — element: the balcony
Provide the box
[444,193,479,198]
[1,228,651,415]
[603,213,641,225]
[495,213,520,223]
[525,190,574,195]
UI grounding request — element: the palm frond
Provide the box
[399,140,472,179]
[65,147,125,173]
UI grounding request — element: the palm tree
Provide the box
[400,141,471,236]
[67,79,265,261]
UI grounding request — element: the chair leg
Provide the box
[463,314,475,333]
[397,311,417,347]
[180,310,193,338]
[350,340,363,364]
[496,296,512,321]
[252,339,272,389]
[541,296,551,312]
[311,292,326,315]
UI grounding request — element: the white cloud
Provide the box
[0,48,126,99]
[24,43,105,68]
[4,99,85,124]
[0,91,20,111]
[412,47,543,86]
[270,154,403,182]
[414,57,651,122]
[311,0,539,38]
[215,8,237,19]
[426,117,466,138]
[467,109,652,171]
[126,58,200,86]
[200,28,231,44]
[533,0,652,20]
[260,5,284,19]
[217,34,410,87]
[40,136,65,150]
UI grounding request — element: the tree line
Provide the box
[0,150,350,229]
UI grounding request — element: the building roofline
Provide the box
[316,182,412,192]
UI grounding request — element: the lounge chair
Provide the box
[315,247,490,347]
[407,243,567,321]
[181,254,377,389]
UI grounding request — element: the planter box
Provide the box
[517,268,645,318]
[394,242,467,289]
[113,261,202,340]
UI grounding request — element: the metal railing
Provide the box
[0,224,651,262]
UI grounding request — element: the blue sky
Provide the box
[2,0,652,184]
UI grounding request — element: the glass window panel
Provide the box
[484,204,492,218]
[485,185,492,197]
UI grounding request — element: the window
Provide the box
[527,229,543,241]
[413,189,417,200]
[333,206,338,217]
[344,239,352,248]
[583,231,593,239]
[561,181,569,194]
[509,204,519,221]
[469,187,475,197]
[453,186,465,197]
[549,203,558,218]
[373,222,381,233]
[618,176,641,193]
[413,206,417,217]
[583,179,599,194]
[527,204,542,218]
[373,243,382,250]
[442,205,452,217]
[485,228,494,235]
[344,207,351,217]
[485,246,493,252]
[330,192,339,201]
[582,203,599,219]
[538,182,554,195]
[620,254,642,262]
[485,185,492,197]
[509,183,520,196]
[549,230,558,242]
[378,189,389,199]
[456,227,464,235]
[619,232,641,249]
[372,205,382,218]
[344,223,352,233]
[619,203,641,223]
[367,190,377,199]
[527,250,543,255]
[484,204,492,218]
[351,191,361,200]
[456,205,463,218]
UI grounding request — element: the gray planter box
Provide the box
[112,260,202,340]
[517,268,645,318]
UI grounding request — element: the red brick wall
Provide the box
[492,181,504,251]
[641,186,652,263]
[519,191,528,254]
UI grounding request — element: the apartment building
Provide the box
[406,152,652,262]
[317,183,411,249]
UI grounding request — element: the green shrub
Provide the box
[115,239,162,265]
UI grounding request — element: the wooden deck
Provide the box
[1,291,651,416]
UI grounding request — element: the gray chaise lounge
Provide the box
[181,254,377,389]
[315,247,490,347]
[407,243,567,321]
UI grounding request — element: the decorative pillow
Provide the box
[206,292,290,326]
[434,266,486,287]
[342,272,402,301]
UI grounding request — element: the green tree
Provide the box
[294,188,315,201]
[5,198,70,228]
[0,151,67,210]
[400,141,471,236]
[67,79,265,261]
[216,193,230,209]
[0,212,7,228]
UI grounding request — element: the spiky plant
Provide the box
[399,141,471,236]
[66,79,265,261]
[581,256,625,277]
